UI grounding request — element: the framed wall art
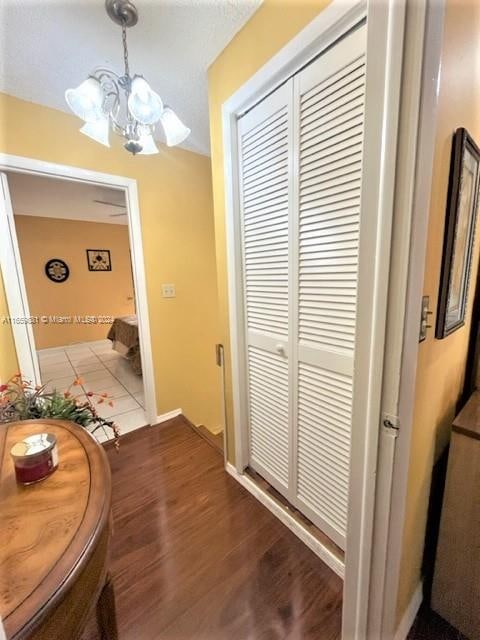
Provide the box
[86,249,112,272]
[436,128,480,339]
[45,258,70,283]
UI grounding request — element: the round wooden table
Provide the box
[0,419,117,640]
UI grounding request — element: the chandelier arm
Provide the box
[105,91,121,121]
[110,118,128,137]
[91,68,123,84]
[92,72,122,120]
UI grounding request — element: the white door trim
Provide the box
[374,0,446,636]
[392,581,424,640]
[221,0,439,637]
[342,0,407,635]
[0,153,158,426]
[0,173,40,384]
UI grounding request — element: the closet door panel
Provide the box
[295,24,367,549]
[239,82,293,493]
[247,345,290,486]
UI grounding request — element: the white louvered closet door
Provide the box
[238,82,293,495]
[294,24,367,548]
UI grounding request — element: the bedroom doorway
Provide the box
[0,156,157,437]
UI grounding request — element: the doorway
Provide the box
[218,0,444,636]
[0,155,157,436]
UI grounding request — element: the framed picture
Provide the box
[436,128,480,339]
[86,249,112,271]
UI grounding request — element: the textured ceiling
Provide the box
[7,172,129,225]
[0,0,261,156]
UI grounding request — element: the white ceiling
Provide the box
[0,0,261,156]
[7,172,129,225]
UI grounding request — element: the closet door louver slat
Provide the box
[294,24,366,549]
[237,23,366,550]
[239,82,293,494]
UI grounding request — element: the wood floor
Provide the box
[408,605,468,640]
[80,416,455,640]
[82,416,343,640]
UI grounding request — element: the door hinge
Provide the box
[382,412,400,435]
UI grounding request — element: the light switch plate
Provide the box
[162,284,176,298]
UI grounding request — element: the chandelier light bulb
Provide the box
[128,76,163,125]
[138,128,159,155]
[160,108,191,147]
[80,118,110,147]
[65,78,104,123]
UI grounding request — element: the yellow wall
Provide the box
[0,273,17,383]
[0,93,221,431]
[396,0,480,621]
[14,215,135,349]
[208,0,331,459]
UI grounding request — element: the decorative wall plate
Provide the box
[87,249,111,271]
[45,259,70,283]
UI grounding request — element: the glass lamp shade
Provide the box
[138,129,159,155]
[65,78,104,122]
[128,76,163,125]
[80,118,110,147]
[160,107,191,147]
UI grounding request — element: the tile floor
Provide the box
[37,339,148,441]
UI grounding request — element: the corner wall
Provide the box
[0,93,222,431]
[396,0,480,622]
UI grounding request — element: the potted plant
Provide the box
[0,374,120,447]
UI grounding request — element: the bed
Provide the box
[107,315,142,375]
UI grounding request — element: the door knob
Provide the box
[275,344,286,357]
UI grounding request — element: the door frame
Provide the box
[0,153,158,426]
[221,0,443,637]
[372,1,446,636]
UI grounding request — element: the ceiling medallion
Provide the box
[65,0,190,155]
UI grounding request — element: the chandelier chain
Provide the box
[122,23,130,79]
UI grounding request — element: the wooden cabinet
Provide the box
[432,391,480,639]
[0,419,117,640]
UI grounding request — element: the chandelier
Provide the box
[65,0,190,155]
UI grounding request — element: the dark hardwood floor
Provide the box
[82,416,343,640]
[408,605,468,640]
[81,416,458,640]
[190,422,224,453]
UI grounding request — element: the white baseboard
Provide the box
[225,462,345,578]
[393,582,423,640]
[98,408,183,443]
[195,424,223,436]
[155,408,183,424]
